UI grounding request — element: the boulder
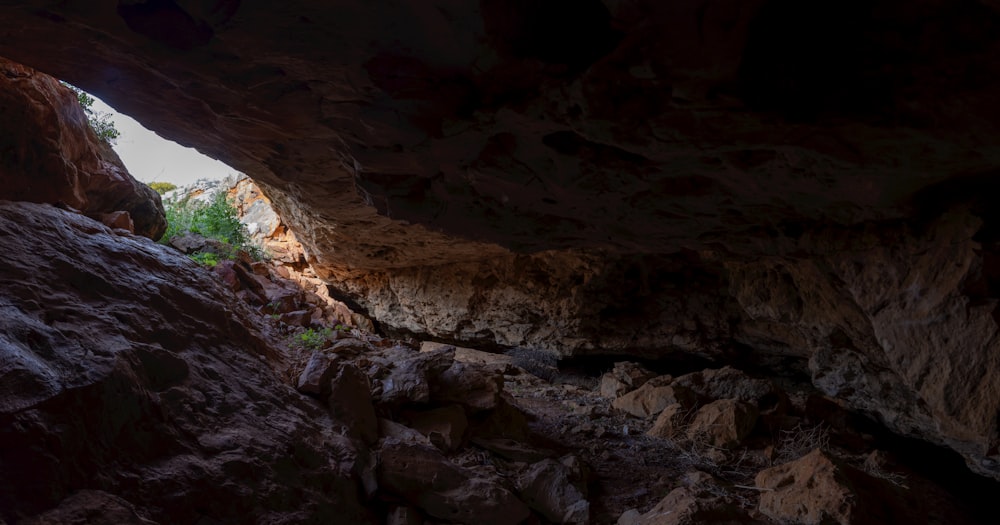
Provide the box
[329,337,372,357]
[385,505,424,525]
[686,399,759,449]
[296,351,339,396]
[600,362,659,398]
[646,403,689,440]
[378,441,530,525]
[211,260,241,291]
[401,404,468,452]
[378,419,434,448]
[613,379,697,419]
[279,309,313,327]
[91,210,134,233]
[375,345,455,405]
[469,396,531,441]
[755,449,914,525]
[618,482,756,525]
[421,341,514,372]
[167,233,229,255]
[517,459,590,525]
[20,490,157,525]
[671,367,777,406]
[329,364,378,445]
[430,361,504,412]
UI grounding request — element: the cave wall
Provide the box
[2,0,1000,480]
[0,201,368,523]
[0,57,166,238]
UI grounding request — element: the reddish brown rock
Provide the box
[755,449,914,525]
[90,210,134,233]
[470,396,532,441]
[421,341,515,371]
[618,485,755,525]
[373,345,455,406]
[613,379,697,419]
[0,202,369,523]
[686,399,759,449]
[646,403,689,440]
[329,363,378,445]
[378,418,434,447]
[430,361,504,413]
[378,441,530,525]
[600,362,659,399]
[400,404,468,452]
[279,309,313,327]
[385,506,424,525]
[0,57,165,239]
[19,490,157,525]
[297,351,340,396]
[517,459,590,525]
[671,367,777,406]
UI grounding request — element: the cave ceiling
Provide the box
[0,0,999,271]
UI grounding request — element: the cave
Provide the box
[3,1,1000,523]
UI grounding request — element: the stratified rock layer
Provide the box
[0,201,368,523]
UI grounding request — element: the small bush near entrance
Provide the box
[147,182,177,195]
[161,189,266,263]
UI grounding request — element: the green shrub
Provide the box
[189,251,219,267]
[161,188,267,262]
[294,327,333,350]
[147,181,177,195]
[61,82,120,144]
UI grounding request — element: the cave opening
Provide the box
[3,0,1000,520]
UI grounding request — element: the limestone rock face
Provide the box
[0,202,368,523]
[0,57,165,239]
[3,0,1000,482]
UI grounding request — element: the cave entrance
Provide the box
[72,86,234,188]
[68,85,373,340]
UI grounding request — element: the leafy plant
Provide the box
[294,327,334,350]
[161,188,267,262]
[189,251,220,267]
[147,181,177,195]
[61,82,120,144]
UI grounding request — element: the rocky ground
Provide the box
[204,244,998,525]
[145,175,1000,524]
[3,198,999,524]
